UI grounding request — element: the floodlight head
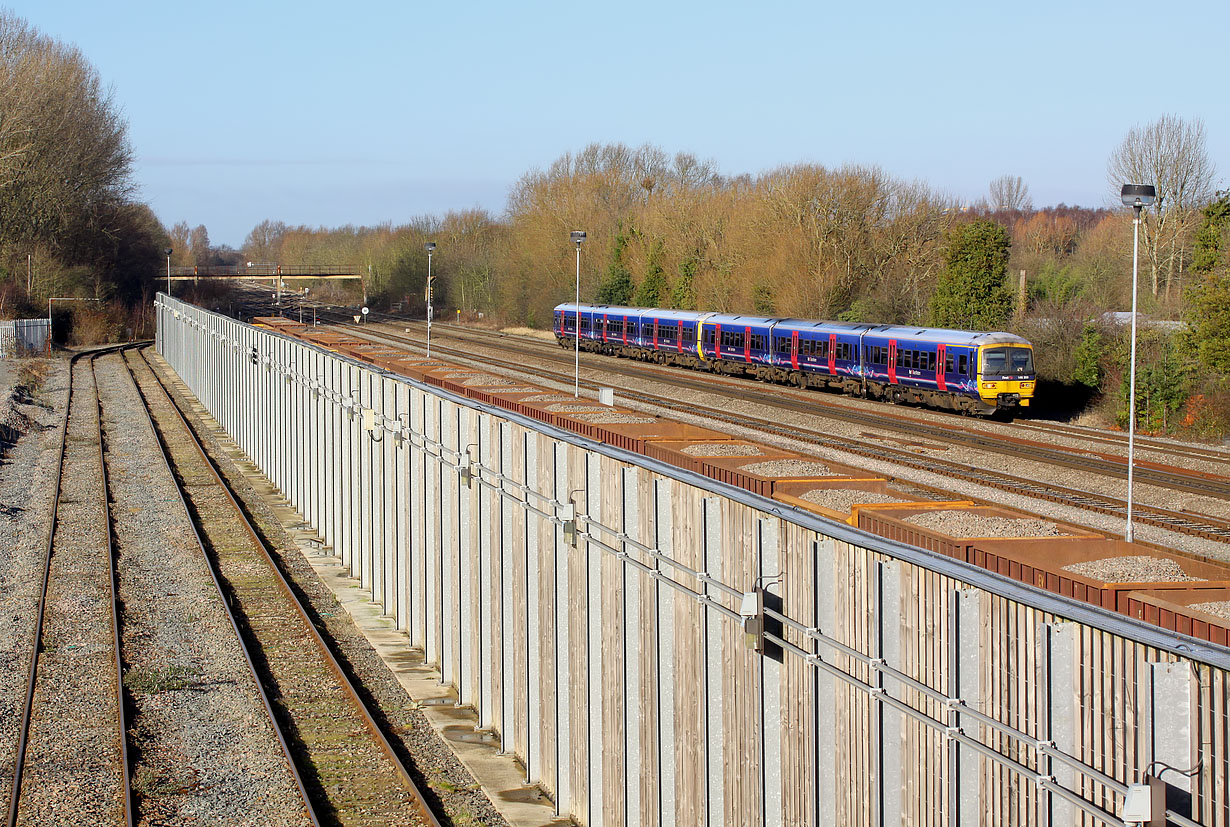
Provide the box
[570,230,587,245]
[164,248,173,257]
[425,242,436,253]
[1121,183,1157,209]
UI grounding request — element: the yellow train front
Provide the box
[973,339,1036,413]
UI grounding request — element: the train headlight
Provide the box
[1020,381,1034,389]
[984,382,998,389]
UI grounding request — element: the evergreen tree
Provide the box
[671,255,698,310]
[633,239,668,307]
[1185,193,1230,374]
[929,218,1014,330]
[752,283,775,315]
[595,223,634,304]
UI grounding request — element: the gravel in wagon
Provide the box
[740,459,832,477]
[682,443,765,457]
[799,488,904,513]
[1061,555,1206,583]
[904,510,1069,538]
[574,412,657,424]
[520,394,578,403]
[547,403,608,413]
[487,386,540,394]
[461,376,518,386]
[95,354,311,827]
[1192,601,1230,620]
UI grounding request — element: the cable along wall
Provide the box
[157,295,1228,827]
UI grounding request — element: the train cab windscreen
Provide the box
[981,346,1033,376]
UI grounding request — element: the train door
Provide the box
[827,333,837,374]
[678,320,684,353]
[791,331,799,369]
[653,318,659,350]
[622,315,628,346]
[715,324,722,360]
[602,313,608,343]
[936,343,946,391]
[888,339,898,384]
[744,326,752,362]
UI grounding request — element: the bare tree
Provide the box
[0,11,132,259]
[989,175,1032,212]
[1107,114,1217,298]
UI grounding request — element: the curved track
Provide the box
[128,348,442,827]
[7,347,132,827]
[8,342,445,827]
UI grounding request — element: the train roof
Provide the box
[554,304,1031,346]
[702,312,783,327]
[864,325,1032,346]
[772,318,878,333]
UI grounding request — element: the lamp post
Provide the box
[425,242,436,357]
[1120,183,1156,543]
[164,248,173,296]
[570,231,586,397]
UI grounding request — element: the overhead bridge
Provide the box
[156,294,1229,827]
[163,264,361,281]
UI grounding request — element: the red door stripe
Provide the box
[936,343,946,391]
[888,339,898,384]
[791,331,799,370]
[744,325,751,362]
[828,333,837,374]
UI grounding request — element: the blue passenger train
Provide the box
[552,303,1035,416]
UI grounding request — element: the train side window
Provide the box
[750,334,765,351]
[776,337,791,354]
[683,328,696,344]
[817,340,827,358]
[926,352,936,371]
[703,329,714,345]
[945,354,954,373]
[959,354,968,375]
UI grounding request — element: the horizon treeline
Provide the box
[1,6,1226,434]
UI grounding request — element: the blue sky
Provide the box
[10,0,1228,247]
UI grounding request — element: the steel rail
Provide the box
[128,347,444,827]
[334,309,1230,496]
[6,346,134,827]
[325,321,1230,543]
[111,349,321,827]
[91,351,136,827]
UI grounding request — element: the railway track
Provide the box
[124,347,442,827]
[317,319,1230,545]
[5,344,445,827]
[7,348,131,826]
[376,315,1230,499]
